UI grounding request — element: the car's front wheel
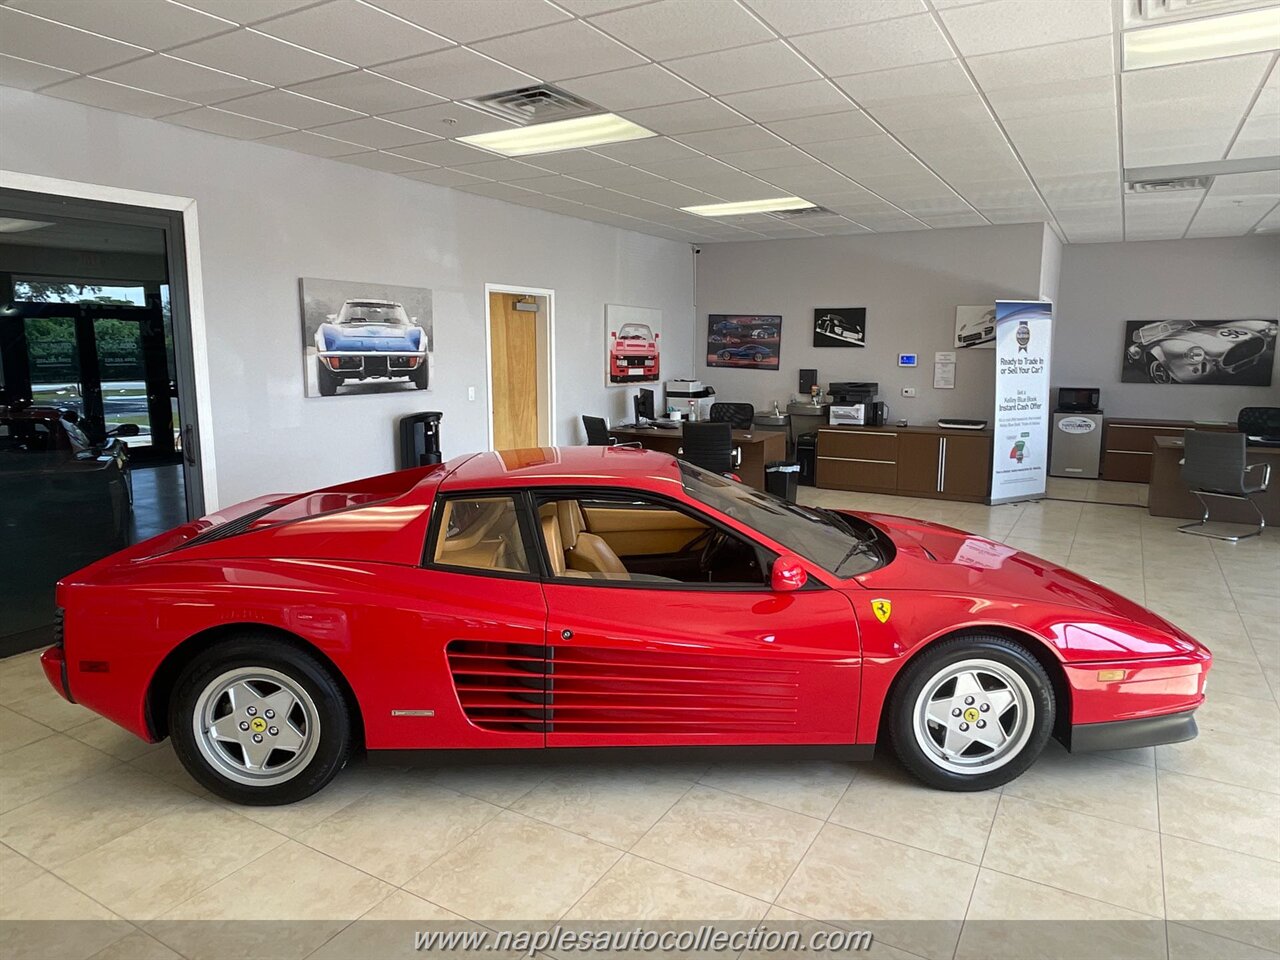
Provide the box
[888,635,1054,791]
[169,636,351,805]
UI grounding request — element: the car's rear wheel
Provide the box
[170,636,351,805]
[888,635,1054,791]
[411,362,429,390]
[317,362,340,397]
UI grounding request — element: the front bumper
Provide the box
[1068,709,1197,752]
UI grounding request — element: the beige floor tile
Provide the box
[1163,835,1280,950]
[749,906,920,960]
[630,785,822,901]
[54,800,287,921]
[226,761,386,837]
[1003,744,1158,830]
[982,797,1164,916]
[127,745,221,800]
[564,854,769,921]
[828,762,997,863]
[6,689,92,731]
[426,761,550,806]
[1,733,119,814]
[1092,745,1156,767]
[1205,656,1277,700]
[1157,728,1280,794]
[0,767,197,868]
[1166,922,1280,960]
[511,764,694,848]
[0,655,59,706]
[1157,770,1280,861]
[776,822,974,960]
[956,870,1165,960]
[1196,690,1280,741]
[64,717,163,762]
[309,889,486,960]
[88,931,184,960]
[0,705,52,755]
[1000,538,1072,565]
[297,779,500,885]
[404,810,621,922]
[696,760,854,819]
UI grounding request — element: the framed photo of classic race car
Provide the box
[813,307,865,347]
[706,314,782,370]
[300,277,434,398]
[1120,319,1277,386]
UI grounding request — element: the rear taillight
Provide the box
[41,612,73,702]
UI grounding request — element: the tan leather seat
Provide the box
[557,501,628,576]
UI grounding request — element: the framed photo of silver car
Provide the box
[300,278,434,398]
[813,308,865,348]
[955,305,996,349]
[706,314,782,370]
[1121,319,1276,386]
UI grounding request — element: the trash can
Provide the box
[796,432,817,486]
[765,461,800,502]
[398,411,443,469]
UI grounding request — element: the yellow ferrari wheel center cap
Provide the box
[250,717,267,733]
[963,707,980,723]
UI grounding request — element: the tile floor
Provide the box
[1,490,1277,960]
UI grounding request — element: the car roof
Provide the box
[440,446,684,491]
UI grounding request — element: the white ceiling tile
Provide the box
[255,0,453,68]
[0,53,75,90]
[473,20,645,81]
[1036,174,1121,205]
[968,35,1113,90]
[868,93,995,132]
[763,109,880,144]
[368,0,569,43]
[177,0,318,25]
[756,165,862,193]
[95,53,268,103]
[922,212,989,228]
[983,73,1115,122]
[310,115,438,148]
[665,41,818,95]
[665,170,776,199]
[793,14,952,78]
[938,0,1112,57]
[743,0,925,36]
[621,98,751,135]
[453,158,552,180]
[258,128,367,157]
[288,70,444,114]
[524,150,624,174]
[592,136,701,164]
[164,105,291,138]
[835,59,974,104]
[635,154,736,179]
[560,63,702,110]
[399,166,492,186]
[10,0,235,50]
[0,7,148,73]
[588,0,773,60]
[40,75,194,117]
[714,145,816,172]
[1123,193,1201,241]
[1229,62,1279,159]
[380,101,515,137]
[675,123,786,154]
[388,138,494,163]
[336,150,432,173]
[720,79,851,123]
[215,88,362,127]
[168,28,353,86]
[576,165,667,188]
[1251,205,1280,233]
[453,181,540,202]
[522,175,602,196]
[369,46,536,100]
[615,180,720,206]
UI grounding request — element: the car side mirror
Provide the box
[771,554,807,591]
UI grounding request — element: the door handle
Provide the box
[182,424,197,466]
[936,438,944,492]
[939,437,947,492]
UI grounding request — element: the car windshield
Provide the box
[339,302,409,325]
[618,324,651,340]
[679,462,889,577]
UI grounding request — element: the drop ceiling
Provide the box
[1,0,1277,244]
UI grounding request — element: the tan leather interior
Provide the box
[556,501,628,575]
[581,505,706,556]
[434,499,527,573]
[541,515,565,575]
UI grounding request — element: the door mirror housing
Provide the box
[771,554,807,591]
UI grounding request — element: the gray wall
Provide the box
[694,223,1051,425]
[0,89,696,508]
[1055,237,1280,421]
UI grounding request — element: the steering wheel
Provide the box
[698,529,732,575]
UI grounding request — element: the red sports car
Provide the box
[42,447,1211,805]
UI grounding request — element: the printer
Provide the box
[828,382,887,426]
[665,379,716,420]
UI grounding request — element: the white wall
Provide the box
[693,223,1050,425]
[1055,237,1280,421]
[0,90,695,508]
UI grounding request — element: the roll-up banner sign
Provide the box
[991,300,1053,505]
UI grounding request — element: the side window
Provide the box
[430,496,530,575]
[538,493,768,587]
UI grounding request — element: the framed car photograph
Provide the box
[813,308,866,347]
[606,304,662,386]
[300,277,434,398]
[706,314,782,370]
[1121,319,1277,385]
[955,305,996,349]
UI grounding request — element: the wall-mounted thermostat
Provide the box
[898,353,918,367]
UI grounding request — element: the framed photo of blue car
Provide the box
[706,314,781,370]
[300,278,434,398]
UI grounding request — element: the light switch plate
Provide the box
[901,387,917,398]
[468,386,476,401]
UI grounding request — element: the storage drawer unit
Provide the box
[816,428,898,492]
[1101,419,1235,483]
[816,426,993,502]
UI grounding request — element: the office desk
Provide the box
[609,424,786,491]
[1148,436,1280,524]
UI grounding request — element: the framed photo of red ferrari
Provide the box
[1121,319,1277,385]
[606,304,662,386]
[707,314,782,369]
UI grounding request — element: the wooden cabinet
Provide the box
[815,429,898,493]
[897,433,941,494]
[1101,419,1236,483]
[940,433,993,499]
[816,426,992,502]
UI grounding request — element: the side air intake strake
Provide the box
[447,640,800,734]
[176,503,281,550]
[461,84,603,126]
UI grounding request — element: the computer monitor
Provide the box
[636,387,656,422]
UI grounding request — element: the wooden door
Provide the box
[489,293,539,450]
[897,433,942,494]
[940,434,993,500]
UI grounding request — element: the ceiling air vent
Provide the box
[766,205,833,220]
[1125,176,1214,194]
[462,84,602,126]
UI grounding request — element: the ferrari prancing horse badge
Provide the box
[872,599,892,623]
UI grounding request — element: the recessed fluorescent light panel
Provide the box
[681,197,817,217]
[1123,7,1280,70]
[0,218,54,233]
[457,113,655,156]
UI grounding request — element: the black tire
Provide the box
[411,363,429,390]
[169,634,351,805]
[317,362,340,397]
[887,634,1054,792]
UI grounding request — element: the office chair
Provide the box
[581,415,641,448]
[1178,429,1270,540]
[1238,407,1280,445]
[709,402,755,430]
[677,421,741,476]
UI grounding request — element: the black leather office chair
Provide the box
[582,415,641,449]
[709,402,755,430]
[1179,429,1270,540]
[1238,407,1280,444]
[678,421,741,475]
